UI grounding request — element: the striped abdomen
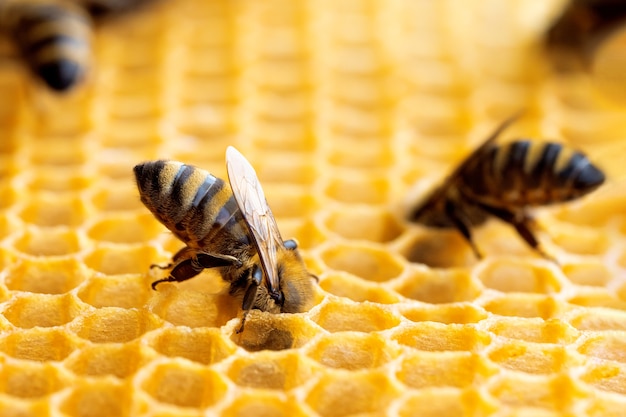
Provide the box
[3,0,91,91]
[134,160,251,251]
[458,141,605,207]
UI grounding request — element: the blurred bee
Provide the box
[0,0,92,91]
[134,147,316,333]
[407,115,606,259]
[546,0,626,71]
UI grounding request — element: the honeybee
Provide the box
[407,115,606,259]
[134,147,316,333]
[0,0,92,91]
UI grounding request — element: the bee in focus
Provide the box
[407,115,606,259]
[0,0,92,91]
[134,147,316,333]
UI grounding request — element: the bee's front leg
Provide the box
[236,264,263,334]
[444,200,484,259]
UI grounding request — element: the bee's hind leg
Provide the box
[478,205,555,261]
[151,252,242,290]
[445,201,484,259]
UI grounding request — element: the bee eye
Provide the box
[284,239,298,250]
[271,290,284,306]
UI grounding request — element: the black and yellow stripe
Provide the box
[459,141,605,207]
[2,0,91,91]
[133,160,251,251]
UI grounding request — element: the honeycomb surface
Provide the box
[1,1,626,416]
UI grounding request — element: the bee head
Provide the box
[274,241,316,314]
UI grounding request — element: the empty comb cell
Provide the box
[319,242,405,282]
[63,342,154,378]
[2,293,85,329]
[145,327,235,365]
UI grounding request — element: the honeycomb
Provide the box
[1,0,626,416]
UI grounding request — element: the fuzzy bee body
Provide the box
[408,116,605,259]
[134,149,316,332]
[0,0,91,91]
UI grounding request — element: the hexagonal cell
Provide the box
[13,228,82,257]
[487,317,579,344]
[312,299,401,333]
[391,322,492,352]
[393,268,481,304]
[273,218,326,250]
[562,261,611,287]
[222,391,310,417]
[64,342,154,378]
[324,174,390,205]
[0,328,83,361]
[71,307,162,344]
[580,362,626,395]
[233,300,323,349]
[487,342,578,375]
[319,273,400,304]
[319,243,405,282]
[60,380,132,417]
[253,152,318,185]
[29,140,86,167]
[400,230,474,268]
[91,183,143,212]
[553,194,626,228]
[567,308,626,331]
[27,171,92,193]
[565,287,626,310]
[322,206,404,243]
[87,213,163,244]
[488,373,582,410]
[251,119,316,152]
[306,370,401,417]
[149,287,237,329]
[396,351,497,389]
[584,394,626,417]
[146,327,236,365]
[263,184,318,219]
[2,293,86,329]
[327,140,394,169]
[401,303,488,325]
[0,360,69,399]
[0,399,49,417]
[397,388,497,417]
[476,259,562,294]
[0,214,18,240]
[577,334,626,363]
[306,332,400,370]
[481,294,563,319]
[5,258,90,294]
[226,350,320,390]
[139,361,229,408]
[77,273,151,309]
[83,244,159,275]
[18,195,88,227]
[549,226,609,255]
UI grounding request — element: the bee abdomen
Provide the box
[3,0,91,91]
[134,160,246,246]
[462,141,605,206]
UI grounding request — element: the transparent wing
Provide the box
[226,146,283,293]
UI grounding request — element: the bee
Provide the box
[545,0,626,71]
[134,147,316,333]
[407,115,606,259]
[0,0,92,92]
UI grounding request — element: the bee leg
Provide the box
[150,263,172,270]
[149,247,191,270]
[477,205,554,261]
[445,201,484,259]
[236,265,263,334]
[151,253,241,290]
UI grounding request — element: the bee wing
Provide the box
[449,111,522,179]
[226,146,283,293]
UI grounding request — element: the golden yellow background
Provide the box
[1,0,626,416]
